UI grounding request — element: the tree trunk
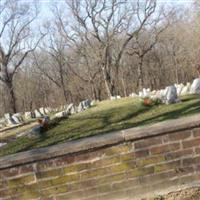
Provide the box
[121,76,127,97]
[102,67,114,98]
[138,57,144,91]
[6,81,17,114]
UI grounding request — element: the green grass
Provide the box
[1,95,200,157]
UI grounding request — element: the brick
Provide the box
[0,188,10,198]
[120,152,135,162]
[40,185,69,196]
[1,168,19,178]
[98,184,112,193]
[182,156,200,167]
[81,168,109,180]
[19,165,34,174]
[96,173,125,185]
[63,163,90,174]
[183,138,200,149]
[150,143,180,155]
[36,160,55,171]
[36,168,64,179]
[195,147,200,154]
[92,155,121,169]
[97,190,127,200]
[7,174,36,188]
[55,190,83,200]
[134,138,162,149]
[178,174,200,184]
[193,128,200,137]
[109,163,134,174]
[17,188,40,200]
[112,179,138,191]
[82,187,98,198]
[51,174,80,186]
[137,155,165,167]
[135,149,149,158]
[165,149,193,161]
[55,155,76,166]
[154,160,181,173]
[167,131,191,141]
[37,179,53,189]
[126,167,154,178]
[68,179,97,191]
[103,144,131,156]
[140,170,176,185]
[75,151,103,163]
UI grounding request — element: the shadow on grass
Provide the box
[1,95,200,156]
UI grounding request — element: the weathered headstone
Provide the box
[66,103,74,114]
[12,115,21,124]
[142,88,150,98]
[13,113,24,123]
[163,85,179,104]
[31,111,36,118]
[4,113,16,125]
[78,101,84,112]
[0,118,6,128]
[181,82,191,96]
[129,93,138,98]
[55,111,68,118]
[25,112,32,119]
[0,143,7,148]
[190,78,200,94]
[34,109,43,118]
[175,83,184,96]
[39,107,46,115]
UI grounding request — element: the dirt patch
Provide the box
[156,187,200,200]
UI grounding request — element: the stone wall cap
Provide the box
[0,114,200,169]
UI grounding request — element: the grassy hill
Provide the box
[1,94,200,157]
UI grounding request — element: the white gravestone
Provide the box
[190,78,200,94]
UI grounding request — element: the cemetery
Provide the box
[1,0,200,199]
[0,78,200,157]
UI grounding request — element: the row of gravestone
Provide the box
[54,99,92,118]
[0,99,93,129]
[128,78,200,104]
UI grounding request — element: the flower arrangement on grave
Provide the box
[142,97,162,106]
[143,97,153,106]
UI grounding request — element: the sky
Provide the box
[37,0,193,19]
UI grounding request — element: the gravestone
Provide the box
[142,88,150,98]
[70,105,76,114]
[164,85,179,104]
[12,115,21,124]
[55,111,68,118]
[25,112,32,119]
[39,107,46,115]
[4,113,16,125]
[31,111,36,118]
[129,93,138,98]
[13,113,24,123]
[44,108,50,114]
[34,109,43,118]
[0,143,7,148]
[66,103,74,114]
[0,118,6,128]
[175,84,184,96]
[181,82,191,96]
[78,102,84,112]
[83,99,91,109]
[190,78,200,94]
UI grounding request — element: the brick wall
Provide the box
[1,115,200,200]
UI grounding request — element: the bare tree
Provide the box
[57,0,157,98]
[0,0,45,113]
